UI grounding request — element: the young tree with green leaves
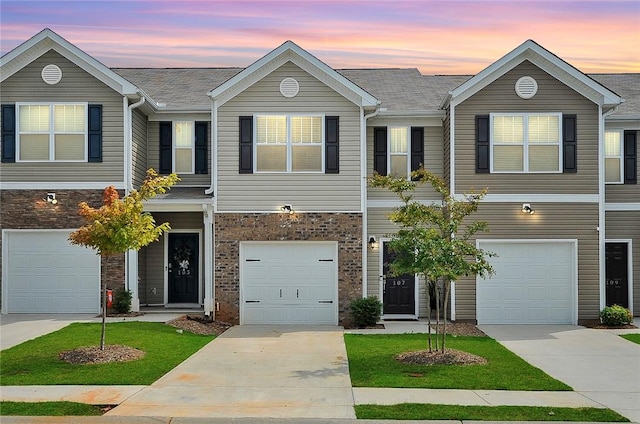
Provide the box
[369,168,494,352]
[69,169,179,350]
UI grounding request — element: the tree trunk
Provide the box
[426,279,432,352]
[100,282,106,350]
[434,280,440,351]
[442,280,451,352]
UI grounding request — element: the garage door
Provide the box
[477,241,576,324]
[240,242,338,324]
[3,231,100,313]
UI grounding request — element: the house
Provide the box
[1,29,637,325]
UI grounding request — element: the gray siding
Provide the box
[216,62,362,212]
[454,61,600,194]
[606,211,640,315]
[131,108,148,188]
[0,50,125,183]
[605,127,639,203]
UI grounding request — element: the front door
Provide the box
[382,242,416,315]
[168,233,199,304]
[605,242,629,308]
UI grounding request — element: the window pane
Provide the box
[529,115,559,143]
[257,145,286,171]
[256,116,286,144]
[291,116,321,143]
[605,158,622,183]
[175,148,193,173]
[292,145,322,171]
[493,116,523,143]
[493,145,523,171]
[20,134,49,160]
[390,155,408,177]
[175,122,193,147]
[529,145,559,172]
[19,105,50,132]
[390,127,408,153]
[55,134,85,160]
[54,105,85,132]
[605,132,621,156]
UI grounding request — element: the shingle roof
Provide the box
[590,74,640,116]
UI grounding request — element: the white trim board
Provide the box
[605,203,640,211]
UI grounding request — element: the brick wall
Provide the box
[215,212,363,325]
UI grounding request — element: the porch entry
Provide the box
[605,242,629,308]
[381,241,416,316]
[168,233,199,304]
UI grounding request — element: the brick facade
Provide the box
[214,212,363,325]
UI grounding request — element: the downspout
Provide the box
[361,104,381,298]
[204,96,217,316]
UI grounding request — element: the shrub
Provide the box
[600,305,633,326]
[350,297,382,328]
[112,288,133,314]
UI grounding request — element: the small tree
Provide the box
[370,168,494,352]
[69,169,178,350]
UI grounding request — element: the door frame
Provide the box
[379,238,419,320]
[164,230,203,305]
[605,239,633,314]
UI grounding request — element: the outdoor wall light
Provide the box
[280,204,294,215]
[521,203,535,215]
[45,192,58,205]
[368,236,379,249]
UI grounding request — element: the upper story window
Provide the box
[174,121,194,174]
[373,126,424,179]
[605,130,623,184]
[389,127,410,178]
[255,114,323,173]
[17,103,86,161]
[491,113,561,173]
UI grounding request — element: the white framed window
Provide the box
[173,121,195,174]
[389,127,410,178]
[255,114,323,173]
[605,130,623,184]
[491,113,561,173]
[17,103,87,162]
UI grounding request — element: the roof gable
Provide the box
[208,40,379,108]
[443,40,622,109]
[1,28,138,96]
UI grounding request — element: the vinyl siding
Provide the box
[131,108,148,188]
[605,211,640,314]
[0,50,124,183]
[443,110,451,188]
[216,62,361,212]
[604,127,639,203]
[455,202,600,321]
[454,61,599,194]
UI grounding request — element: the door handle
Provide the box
[245,300,260,303]
[296,289,299,298]
[318,300,333,304]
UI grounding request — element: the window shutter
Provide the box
[563,114,577,173]
[475,115,490,173]
[195,121,208,174]
[373,127,387,175]
[239,116,253,174]
[410,127,424,173]
[1,104,16,163]
[325,116,339,173]
[87,104,102,163]
[624,130,637,184]
[159,121,172,174]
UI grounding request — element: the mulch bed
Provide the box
[580,319,637,329]
[166,315,233,336]
[396,348,487,366]
[59,345,145,365]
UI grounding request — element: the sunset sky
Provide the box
[1,1,639,75]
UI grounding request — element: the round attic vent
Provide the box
[515,76,538,99]
[280,77,299,98]
[41,64,62,85]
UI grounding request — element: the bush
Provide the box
[600,305,633,326]
[350,297,382,328]
[112,288,132,314]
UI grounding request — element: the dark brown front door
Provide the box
[168,233,199,304]
[382,242,415,315]
[605,242,628,308]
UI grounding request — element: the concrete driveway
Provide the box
[0,314,97,350]
[480,324,640,422]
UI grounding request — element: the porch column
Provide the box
[126,249,140,311]
[203,204,214,316]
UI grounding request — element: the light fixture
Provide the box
[280,204,294,215]
[368,236,378,249]
[45,192,58,205]
[521,203,535,215]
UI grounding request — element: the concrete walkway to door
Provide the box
[106,325,355,419]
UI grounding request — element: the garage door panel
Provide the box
[504,286,524,300]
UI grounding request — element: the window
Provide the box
[491,113,561,173]
[174,121,194,174]
[255,114,323,172]
[17,103,86,161]
[389,127,410,178]
[605,130,623,184]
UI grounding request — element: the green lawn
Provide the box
[356,404,629,421]
[620,334,640,344]
[345,333,571,390]
[0,322,214,385]
[1,401,103,416]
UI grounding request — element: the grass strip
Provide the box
[355,403,629,421]
[1,401,103,416]
[620,334,640,344]
[345,333,570,390]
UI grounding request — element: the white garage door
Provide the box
[3,231,100,313]
[240,242,338,324]
[477,241,576,324]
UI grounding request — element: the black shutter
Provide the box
[1,104,16,163]
[325,116,339,173]
[624,130,637,184]
[87,104,102,162]
[239,116,253,174]
[373,127,387,175]
[159,121,172,174]
[410,127,424,172]
[475,115,490,173]
[195,121,208,174]
[563,114,577,173]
